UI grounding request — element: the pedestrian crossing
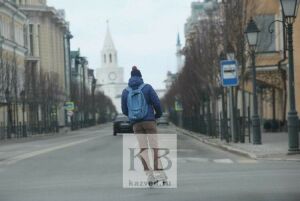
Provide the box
[178,157,258,164]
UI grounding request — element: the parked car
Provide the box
[113,114,133,136]
[157,113,170,125]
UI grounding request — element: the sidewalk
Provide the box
[177,127,300,161]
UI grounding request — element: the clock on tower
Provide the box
[108,72,117,81]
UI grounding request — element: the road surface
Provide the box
[0,124,299,201]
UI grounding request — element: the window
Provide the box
[23,24,28,48]
[10,17,14,41]
[104,54,106,63]
[0,16,2,37]
[109,54,112,63]
[255,15,276,52]
[29,24,34,56]
[37,24,40,55]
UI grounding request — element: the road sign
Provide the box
[220,60,239,87]
[67,110,74,116]
[64,102,75,111]
[175,100,183,112]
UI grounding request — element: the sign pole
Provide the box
[221,60,239,143]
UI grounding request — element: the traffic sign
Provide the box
[67,110,74,116]
[64,102,75,111]
[220,60,239,87]
[175,100,183,112]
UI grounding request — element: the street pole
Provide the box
[178,111,183,128]
[230,86,238,143]
[226,52,238,143]
[221,87,229,142]
[251,51,262,145]
[286,23,299,152]
[245,18,262,145]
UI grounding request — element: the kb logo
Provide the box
[129,148,173,171]
[123,134,177,188]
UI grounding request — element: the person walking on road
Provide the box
[121,66,167,185]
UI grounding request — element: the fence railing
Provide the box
[0,119,99,141]
[0,121,59,140]
[170,110,293,143]
[169,111,253,143]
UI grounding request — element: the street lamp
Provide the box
[219,51,229,142]
[280,0,300,22]
[245,18,262,145]
[280,0,300,153]
[20,90,27,137]
[92,78,97,125]
[5,88,12,139]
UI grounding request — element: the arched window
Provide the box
[109,54,112,63]
[104,54,106,63]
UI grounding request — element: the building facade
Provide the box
[0,0,27,137]
[16,0,71,127]
[95,24,126,113]
[241,0,300,124]
[70,50,91,125]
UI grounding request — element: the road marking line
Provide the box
[177,157,209,163]
[237,159,258,164]
[1,138,94,166]
[213,159,234,164]
[186,158,210,162]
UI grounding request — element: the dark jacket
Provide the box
[121,76,162,124]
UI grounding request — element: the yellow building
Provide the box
[294,8,300,118]
[0,0,27,137]
[16,0,70,127]
[245,0,300,126]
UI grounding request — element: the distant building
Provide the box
[164,34,182,91]
[184,0,219,39]
[156,89,167,100]
[70,50,90,124]
[164,71,177,90]
[176,33,183,72]
[95,23,127,113]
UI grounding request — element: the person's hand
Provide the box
[155,113,161,119]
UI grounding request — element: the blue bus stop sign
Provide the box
[220,60,239,87]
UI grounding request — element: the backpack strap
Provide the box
[126,87,132,92]
[138,84,146,91]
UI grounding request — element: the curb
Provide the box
[176,127,300,162]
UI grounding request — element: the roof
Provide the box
[102,22,116,51]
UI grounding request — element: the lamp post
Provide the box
[280,0,300,153]
[91,78,97,125]
[20,90,27,137]
[219,52,229,142]
[5,88,12,139]
[245,18,262,145]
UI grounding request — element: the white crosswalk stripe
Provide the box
[178,157,258,164]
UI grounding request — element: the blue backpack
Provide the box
[126,84,148,121]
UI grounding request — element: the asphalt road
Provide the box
[0,124,299,201]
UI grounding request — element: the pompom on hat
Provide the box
[131,66,142,77]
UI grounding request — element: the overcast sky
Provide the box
[47,0,193,89]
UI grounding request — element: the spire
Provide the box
[101,20,118,68]
[102,20,116,51]
[177,33,181,47]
